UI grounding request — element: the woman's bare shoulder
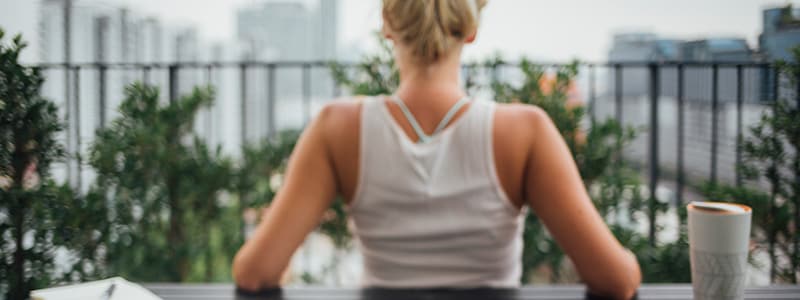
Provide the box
[318,96,366,119]
[315,96,367,132]
[493,102,553,140]
[312,96,369,162]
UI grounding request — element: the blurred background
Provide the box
[1,0,799,297]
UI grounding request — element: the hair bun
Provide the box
[383,0,487,64]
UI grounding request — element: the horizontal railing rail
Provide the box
[33,60,778,69]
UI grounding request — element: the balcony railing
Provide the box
[35,60,798,219]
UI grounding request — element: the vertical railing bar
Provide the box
[761,64,770,102]
[237,63,248,242]
[168,64,178,104]
[240,63,247,147]
[676,64,685,227]
[302,63,311,126]
[794,65,800,284]
[98,63,107,128]
[589,64,596,121]
[206,64,213,85]
[64,67,73,188]
[333,68,341,98]
[735,65,744,186]
[647,63,660,247]
[206,65,214,144]
[615,64,623,124]
[768,66,779,283]
[143,66,151,85]
[773,66,780,103]
[73,66,82,192]
[796,66,800,107]
[710,64,719,184]
[267,64,276,138]
[64,0,73,189]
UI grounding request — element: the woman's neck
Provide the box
[395,51,465,106]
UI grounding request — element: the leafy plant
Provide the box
[88,83,236,282]
[237,130,300,209]
[0,29,108,300]
[702,46,800,283]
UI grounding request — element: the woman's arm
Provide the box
[522,107,641,300]
[232,104,341,291]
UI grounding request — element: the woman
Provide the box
[232,0,641,299]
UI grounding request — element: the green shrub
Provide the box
[0,29,107,300]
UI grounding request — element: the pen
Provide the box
[100,282,115,300]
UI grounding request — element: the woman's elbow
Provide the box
[611,272,641,300]
[232,250,283,292]
[627,251,643,291]
[234,275,263,292]
[608,254,642,299]
[232,252,259,291]
[588,252,641,299]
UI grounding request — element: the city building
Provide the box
[682,38,754,62]
[236,0,338,61]
[760,5,800,62]
[759,5,800,102]
[608,33,682,62]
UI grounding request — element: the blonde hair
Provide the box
[383,0,487,64]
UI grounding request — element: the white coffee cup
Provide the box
[687,201,752,300]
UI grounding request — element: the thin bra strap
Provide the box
[432,97,470,134]
[391,95,432,143]
[391,95,471,143]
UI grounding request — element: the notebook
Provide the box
[31,277,162,300]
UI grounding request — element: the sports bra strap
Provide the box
[391,95,471,144]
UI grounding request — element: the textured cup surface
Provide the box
[688,202,752,300]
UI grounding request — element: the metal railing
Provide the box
[36,61,798,232]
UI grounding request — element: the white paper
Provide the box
[31,277,162,300]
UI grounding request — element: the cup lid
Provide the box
[689,201,750,213]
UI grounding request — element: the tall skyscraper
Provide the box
[236,0,338,61]
[317,0,338,61]
[759,5,800,103]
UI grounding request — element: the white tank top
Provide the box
[347,96,526,288]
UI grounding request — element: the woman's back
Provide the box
[348,97,524,287]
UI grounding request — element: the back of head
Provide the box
[382,0,487,64]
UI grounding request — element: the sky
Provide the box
[1,0,799,62]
